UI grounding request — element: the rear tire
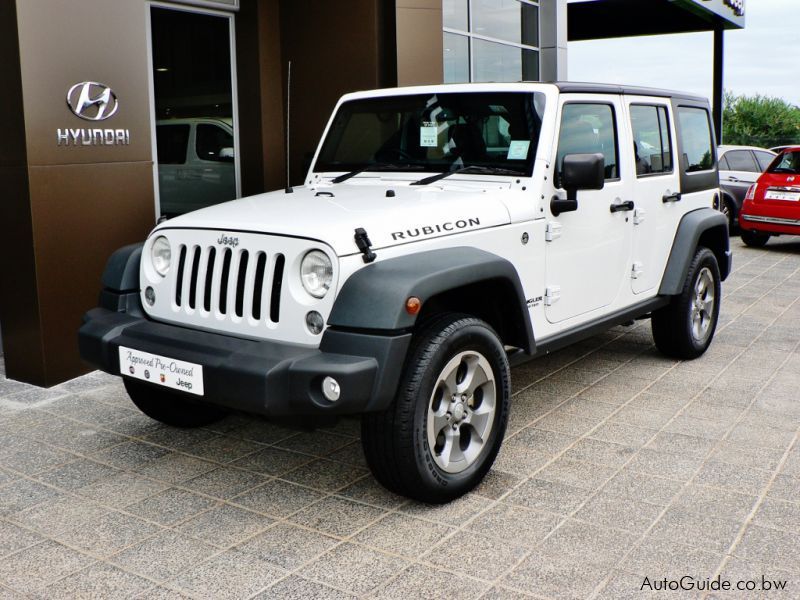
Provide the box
[740,230,770,248]
[124,379,229,428]
[652,247,721,359]
[361,313,510,503]
[720,196,736,232]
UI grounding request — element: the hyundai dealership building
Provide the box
[0,0,744,386]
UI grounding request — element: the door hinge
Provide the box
[545,222,562,242]
[544,285,561,306]
[633,208,646,225]
[631,262,644,279]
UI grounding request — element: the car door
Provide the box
[155,123,191,216]
[545,97,633,325]
[720,149,760,206]
[625,98,681,295]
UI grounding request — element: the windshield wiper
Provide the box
[330,162,421,184]
[411,165,524,186]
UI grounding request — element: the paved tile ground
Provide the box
[1,238,800,599]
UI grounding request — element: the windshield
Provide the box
[768,150,800,175]
[314,91,546,177]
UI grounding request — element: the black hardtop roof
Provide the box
[546,81,708,104]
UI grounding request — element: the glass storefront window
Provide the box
[442,0,540,84]
[473,39,539,82]
[443,0,469,31]
[472,0,539,47]
[444,33,470,83]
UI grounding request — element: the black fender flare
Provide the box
[328,247,535,353]
[659,208,731,296]
[102,243,144,292]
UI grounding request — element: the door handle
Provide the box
[662,192,682,203]
[728,176,739,182]
[610,200,635,213]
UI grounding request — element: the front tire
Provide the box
[740,230,770,248]
[361,314,510,503]
[652,247,721,359]
[124,379,230,428]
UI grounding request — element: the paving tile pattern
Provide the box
[1,239,799,598]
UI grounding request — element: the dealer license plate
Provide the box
[118,346,204,396]
[765,190,800,201]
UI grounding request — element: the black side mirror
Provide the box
[551,153,605,216]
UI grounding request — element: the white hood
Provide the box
[158,180,513,256]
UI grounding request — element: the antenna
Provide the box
[285,60,293,193]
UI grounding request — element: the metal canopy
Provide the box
[567,0,745,42]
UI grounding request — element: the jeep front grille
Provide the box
[174,245,285,323]
[142,229,337,346]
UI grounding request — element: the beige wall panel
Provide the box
[15,0,153,167]
[396,7,444,86]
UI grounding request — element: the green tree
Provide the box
[723,92,800,148]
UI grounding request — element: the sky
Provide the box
[568,0,800,106]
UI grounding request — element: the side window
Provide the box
[156,124,190,165]
[754,151,776,172]
[718,154,730,170]
[677,106,715,172]
[557,103,619,182]
[196,124,234,162]
[629,104,673,176]
[725,150,758,172]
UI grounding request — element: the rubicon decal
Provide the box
[391,218,481,241]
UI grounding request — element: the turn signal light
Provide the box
[405,296,422,315]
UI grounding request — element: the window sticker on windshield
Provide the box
[507,140,530,160]
[420,122,438,148]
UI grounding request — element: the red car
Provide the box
[739,146,800,247]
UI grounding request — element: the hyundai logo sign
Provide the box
[66,81,119,121]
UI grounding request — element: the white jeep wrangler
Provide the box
[80,83,730,503]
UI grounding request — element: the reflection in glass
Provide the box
[444,33,470,83]
[151,7,237,216]
[443,0,469,31]
[472,0,539,46]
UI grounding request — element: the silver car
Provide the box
[717,145,776,230]
[156,118,236,216]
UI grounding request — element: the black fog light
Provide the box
[306,311,324,335]
[145,286,156,306]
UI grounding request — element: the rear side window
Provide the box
[196,124,234,162]
[677,107,714,172]
[768,151,800,175]
[630,105,673,176]
[557,103,619,181]
[724,150,758,172]
[156,124,190,165]
[754,150,776,171]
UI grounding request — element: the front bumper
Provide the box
[79,305,411,417]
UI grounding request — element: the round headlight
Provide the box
[300,250,333,298]
[151,236,171,277]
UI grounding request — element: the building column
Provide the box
[540,0,568,81]
[713,27,724,144]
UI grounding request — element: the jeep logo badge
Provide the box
[66,82,119,121]
[217,234,240,248]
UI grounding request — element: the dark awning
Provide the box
[568,0,745,42]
